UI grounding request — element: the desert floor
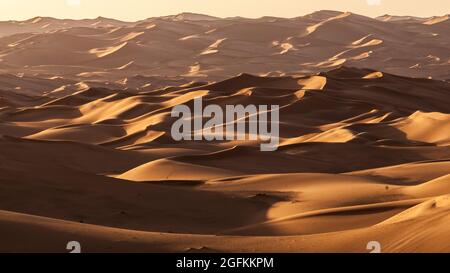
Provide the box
[0,11,449,252]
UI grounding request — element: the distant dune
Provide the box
[1,11,450,80]
[0,11,449,253]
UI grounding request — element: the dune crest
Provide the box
[0,11,449,253]
[1,11,450,80]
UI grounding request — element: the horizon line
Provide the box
[2,10,450,23]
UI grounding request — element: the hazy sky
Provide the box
[0,0,449,21]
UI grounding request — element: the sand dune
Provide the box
[0,201,449,253]
[1,11,450,80]
[0,65,449,252]
[0,11,449,253]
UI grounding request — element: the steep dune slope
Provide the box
[0,66,449,252]
[1,11,450,80]
[0,11,449,253]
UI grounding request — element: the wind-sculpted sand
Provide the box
[1,11,450,80]
[0,11,449,253]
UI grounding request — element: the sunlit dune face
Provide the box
[0,0,450,254]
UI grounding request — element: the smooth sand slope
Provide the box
[0,11,449,253]
[0,65,449,252]
[1,11,450,81]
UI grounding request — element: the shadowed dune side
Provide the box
[1,9,450,252]
[0,66,449,252]
[0,199,449,253]
[1,11,450,80]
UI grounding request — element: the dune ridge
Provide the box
[0,65,449,252]
[1,11,450,81]
[0,11,449,253]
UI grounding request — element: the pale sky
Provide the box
[0,0,449,21]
